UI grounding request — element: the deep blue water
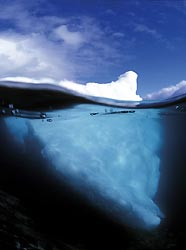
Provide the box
[0,82,186,249]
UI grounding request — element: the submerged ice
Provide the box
[5,104,163,229]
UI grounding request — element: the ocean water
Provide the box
[0,83,186,249]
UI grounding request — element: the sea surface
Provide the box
[0,81,186,249]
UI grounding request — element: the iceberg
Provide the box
[1,71,186,250]
[2,70,177,230]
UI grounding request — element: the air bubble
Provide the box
[11,109,19,116]
[8,104,14,109]
[175,105,186,112]
[1,109,6,115]
[11,110,16,115]
[40,113,47,119]
[47,118,53,122]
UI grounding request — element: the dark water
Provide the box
[157,107,186,230]
[0,82,186,249]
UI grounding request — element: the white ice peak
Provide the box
[59,71,142,101]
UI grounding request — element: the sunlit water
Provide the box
[0,84,186,248]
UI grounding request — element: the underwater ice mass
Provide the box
[5,105,163,229]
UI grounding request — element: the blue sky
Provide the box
[0,0,186,97]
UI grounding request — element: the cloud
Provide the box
[145,80,186,100]
[134,23,173,49]
[161,0,186,15]
[54,25,86,47]
[0,1,142,102]
[113,32,125,38]
[0,33,69,79]
[105,9,116,16]
[0,1,124,82]
[134,24,161,39]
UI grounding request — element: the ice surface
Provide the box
[59,71,142,101]
[5,104,162,229]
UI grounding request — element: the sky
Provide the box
[0,0,186,99]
